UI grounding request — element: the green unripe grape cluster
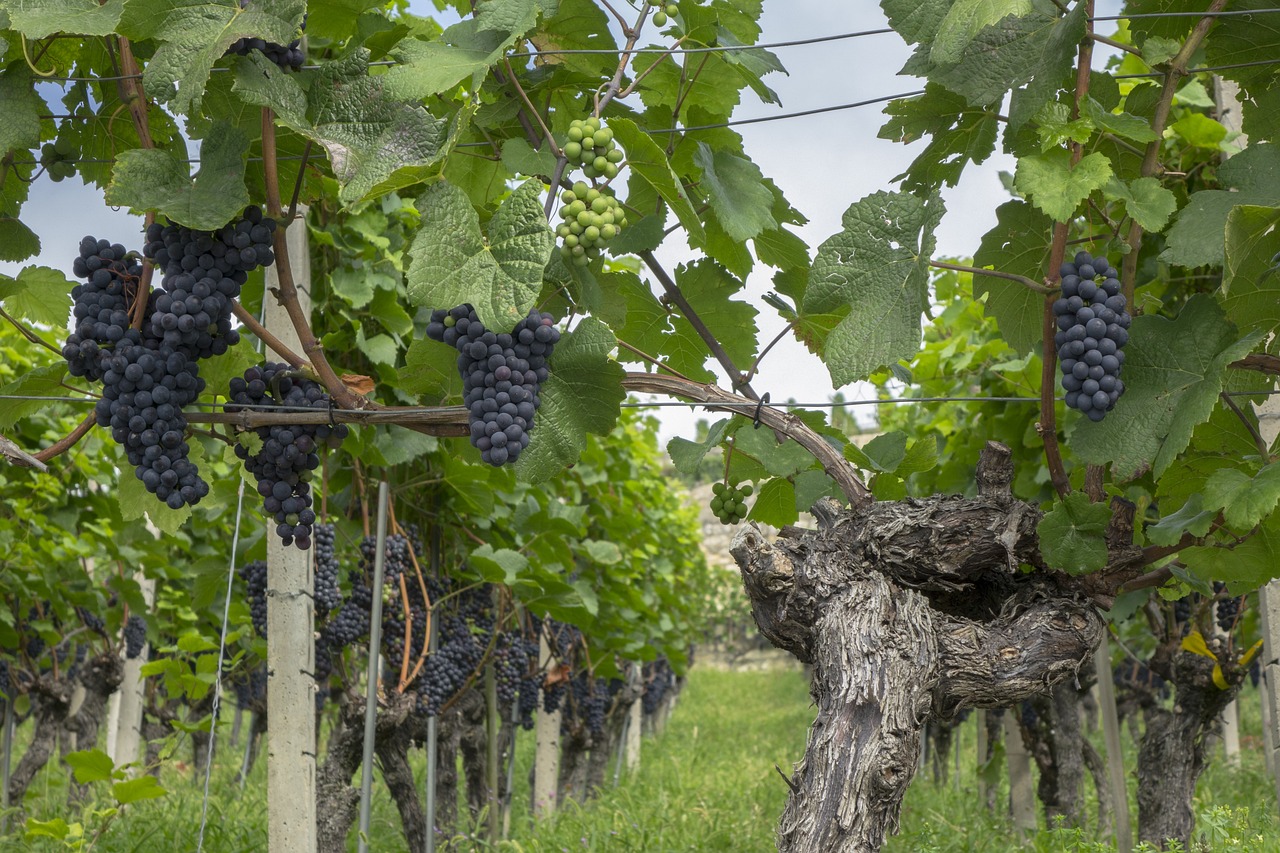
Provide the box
[563,117,623,180]
[557,181,628,267]
[710,481,752,525]
[648,0,679,26]
[40,137,77,182]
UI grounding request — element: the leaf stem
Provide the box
[928,261,1055,294]
[1220,391,1270,460]
[0,306,61,355]
[231,301,305,368]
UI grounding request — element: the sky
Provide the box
[3,0,1125,447]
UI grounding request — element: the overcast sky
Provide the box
[3,1,1125,446]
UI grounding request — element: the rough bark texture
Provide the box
[558,724,593,804]
[8,676,72,807]
[65,654,123,803]
[375,695,426,853]
[1137,649,1243,849]
[315,694,365,853]
[1018,682,1085,827]
[456,688,488,821]
[731,443,1108,853]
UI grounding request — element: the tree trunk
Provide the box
[433,701,463,845]
[375,697,426,853]
[315,694,364,853]
[65,654,124,803]
[7,676,72,808]
[1018,682,1085,828]
[586,683,639,794]
[1137,648,1243,849]
[456,688,488,822]
[558,724,592,804]
[730,443,1112,852]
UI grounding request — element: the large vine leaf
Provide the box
[1182,511,1280,592]
[515,317,625,482]
[0,364,68,429]
[1070,295,1262,480]
[878,84,1000,192]
[672,260,759,373]
[930,0,1035,65]
[1220,205,1280,346]
[0,266,76,328]
[1037,492,1110,575]
[104,121,250,229]
[1161,143,1280,269]
[1013,150,1113,223]
[0,0,124,38]
[232,51,462,204]
[747,476,799,528]
[0,63,41,156]
[142,0,305,115]
[972,200,1052,354]
[692,143,776,242]
[1102,177,1177,232]
[803,190,944,385]
[405,179,552,330]
[609,119,705,245]
[1203,463,1280,532]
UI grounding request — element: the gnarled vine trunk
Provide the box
[8,676,72,808]
[65,653,123,803]
[730,443,1111,853]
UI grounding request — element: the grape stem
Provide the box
[927,261,1055,294]
[501,58,561,158]
[616,338,695,381]
[1220,391,1271,459]
[231,300,305,368]
[0,306,61,355]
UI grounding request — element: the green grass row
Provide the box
[4,667,1279,851]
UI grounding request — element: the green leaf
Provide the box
[1013,150,1113,223]
[879,84,1000,191]
[111,775,167,804]
[355,328,398,366]
[608,119,705,245]
[0,364,69,429]
[399,336,462,399]
[0,266,76,328]
[793,469,838,513]
[0,63,41,155]
[863,432,909,473]
[1141,35,1182,66]
[1071,295,1263,480]
[515,316,625,482]
[1083,98,1158,144]
[1220,205,1280,342]
[666,418,730,476]
[65,749,117,785]
[931,0,1035,64]
[1102,177,1178,232]
[501,138,557,178]
[2,0,123,37]
[0,218,40,262]
[117,465,191,536]
[732,427,816,478]
[972,200,1053,354]
[672,260,758,372]
[803,190,943,385]
[1033,103,1094,152]
[1182,511,1280,592]
[1204,463,1280,531]
[405,179,552,330]
[1207,0,1280,91]
[746,476,798,528]
[234,51,462,204]
[469,544,528,585]
[105,122,250,230]
[143,0,305,115]
[24,817,71,841]
[1147,494,1217,547]
[1161,143,1280,268]
[1169,113,1227,149]
[1037,492,1110,575]
[582,539,622,565]
[692,143,776,242]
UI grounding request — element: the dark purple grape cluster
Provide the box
[494,631,530,706]
[360,533,412,588]
[0,660,10,698]
[1053,252,1130,422]
[313,523,343,615]
[321,569,373,649]
[77,607,105,636]
[641,657,672,715]
[425,305,560,466]
[142,206,275,361]
[225,1,306,71]
[123,615,147,660]
[1214,582,1244,633]
[227,363,348,549]
[63,238,142,380]
[542,678,567,714]
[564,674,608,736]
[239,560,269,638]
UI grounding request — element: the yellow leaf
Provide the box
[1180,630,1217,661]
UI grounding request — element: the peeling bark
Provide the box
[731,443,1108,853]
[431,702,463,844]
[315,693,364,853]
[8,676,72,807]
[65,654,123,803]
[375,696,426,852]
[456,688,488,821]
[558,724,592,804]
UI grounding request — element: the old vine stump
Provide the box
[731,442,1106,853]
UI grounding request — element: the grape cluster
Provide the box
[494,631,531,706]
[710,481,752,525]
[1214,582,1244,633]
[321,569,373,649]
[556,182,628,267]
[313,523,343,615]
[642,658,673,714]
[1172,595,1194,635]
[1053,252,1130,422]
[426,305,560,467]
[123,615,148,660]
[40,137,76,182]
[563,118,623,180]
[360,533,412,588]
[77,607,106,636]
[63,238,143,380]
[414,592,491,716]
[239,560,269,638]
[227,363,348,549]
[564,674,608,736]
[225,1,306,70]
[143,206,275,361]
[648,0,679,26]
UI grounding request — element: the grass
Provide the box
[4,668,1279,851]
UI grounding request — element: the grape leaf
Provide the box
[972,200,1053,354]
[1083,98,1158,144]
[105,121,250,230]
[1146,494,1218,547]
[1013,150,1113,223]
[803,190,944,385]
[609,119,705,245]
[1220,205,1280,344]
[405,179,553,331]
[1,0,124,38]
[1037,492,1110,575]
[931,0,1035,65]
[64,749,116,785]
[515,316,625,482]
[0,63,41,156]
[672,260,758,373]
[1206,0,1280,91]
[1161,143,1280,268]
[1070,295,1263,480]
[1204,463,1280,531]
[142,0,305,115]
[667,418,730,476]
[878,84,1000,192]
[501,138,557,178]
[0,364,69,429]
[0,218,39,262]
[692,143,776,242]
[117,464,191,536]
[0,266,75,328]
[1102,177,1177,232]
[732,427,815,478]
[384,5,538,101]
[1182,511,1280,592]
[747,476,798,528]
[111,775,167,804]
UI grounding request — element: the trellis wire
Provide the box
[195,476,248,853]
[357,480,391,853]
